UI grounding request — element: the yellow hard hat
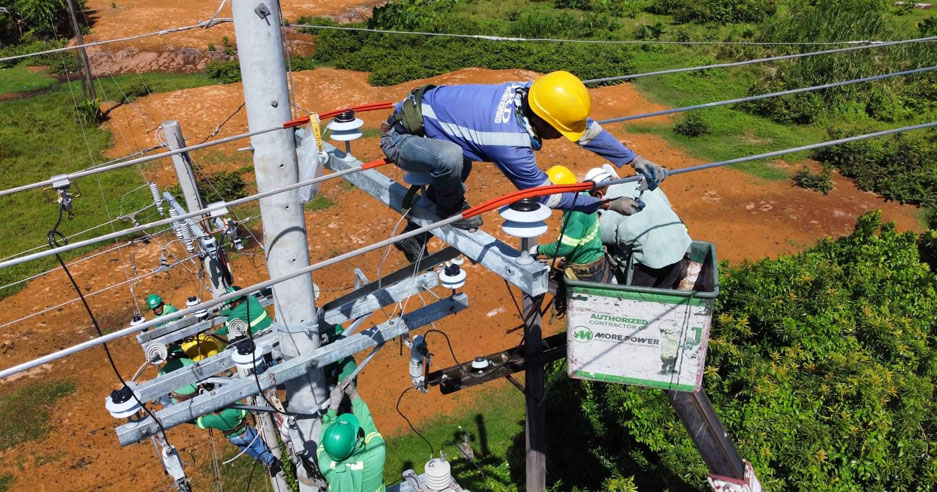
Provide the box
[545,165,577,185]
[528,71,591,142]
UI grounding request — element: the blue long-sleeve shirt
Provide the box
[397,81,638,212]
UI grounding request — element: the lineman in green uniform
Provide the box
[318,381,386,492]
[195,408,282,477]
[158,355,198,404]
[215,286,272,337]
[531,166,615,282]
[147,293,179,327]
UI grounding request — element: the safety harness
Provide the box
[389,84,436,136]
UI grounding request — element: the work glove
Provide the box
[607,197,643,216]
[631,156,667,191]
[528,245,540,257]
[344,379,359,401]
[328,384,343,412]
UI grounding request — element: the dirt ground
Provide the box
[80,0,384,74]
[0,68,923,491]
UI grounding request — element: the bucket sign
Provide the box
[565,241,718,392]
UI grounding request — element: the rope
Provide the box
[597,64,937,124]
[3,119,936,378]
[0,19,234,64]
[582,36,937,84]
[290,23,895,46]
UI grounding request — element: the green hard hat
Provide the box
[146,294,164,310]
[323,413,361,461]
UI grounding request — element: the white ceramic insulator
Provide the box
[232,344,265,373]
[149,182,162,207]
[144,343,168,364]
[330,129,363,141]
[499,203,552,238]
[450,256,464,266]
[169,208,186,242]
[409,335,426,389]
[424,458,453,491]
[439,267,466,290]
[105,388,142,419]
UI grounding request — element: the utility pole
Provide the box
[64,0,95,101]
[231,1,326,490]
[162,121,206,217]
[521,237,546,492]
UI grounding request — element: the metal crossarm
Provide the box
[115,293,468,445]
[324,146,550,296]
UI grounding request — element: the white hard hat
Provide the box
[585,167,613,184]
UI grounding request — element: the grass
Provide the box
[304,194,334,211]
[0,71,215,301]
[0,63,58,95]
[0,380,75,450]
[0,474,12,492]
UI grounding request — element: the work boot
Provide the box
[394,221,430,263]
[438,200,483,231]
[268,458,282,477]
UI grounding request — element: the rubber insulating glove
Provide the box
[631,156,667,191]
[607,197,642,216]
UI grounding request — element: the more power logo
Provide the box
[572,326,593,343]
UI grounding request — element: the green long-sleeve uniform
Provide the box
[154,303,179,327]
[196,408,248,437]
[317,397,386,492]
[215,295,272,336]
[536,203,604,266]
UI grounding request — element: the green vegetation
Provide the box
[0,474,12,492]
[166,170,248,204]
[0,0,85,46]
[647,0,778,23]
[0,63,57,95]
[791,165,833,194]
[304,194,334,211]
[0,380,75,450]
[0,72,215,301]
[673,112,710,137]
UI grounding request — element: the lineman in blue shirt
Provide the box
[381,70,666,260]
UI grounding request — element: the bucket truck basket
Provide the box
[564,241,718,392]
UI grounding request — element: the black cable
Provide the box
[46,202,172,442]
[396,386,434,457]
[245,458,259,492]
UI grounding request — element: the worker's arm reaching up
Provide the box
[577,121,667,190]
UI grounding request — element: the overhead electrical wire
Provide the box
[0,19,234,65]
[0,102,394,198]
[289,23,907,47]
[3,119,936,380]
[596,64,937,124]
[582,35,937,84]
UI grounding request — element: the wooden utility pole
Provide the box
[65,0,96,101]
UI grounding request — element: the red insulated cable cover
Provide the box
[282,101,395,129]
[361,158,388,170]
[462,182,594,218]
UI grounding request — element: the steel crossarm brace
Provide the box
[324,146,549,296]
[115,293,469,445]
[322,272,438,325]
[426,333,567,394]
[134,332,281,402]
[135,295,274,345]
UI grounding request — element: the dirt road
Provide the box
[0,68,922,491]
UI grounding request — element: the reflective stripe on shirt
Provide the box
[249,310,269,327]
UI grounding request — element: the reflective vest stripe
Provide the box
[249,310,269,327]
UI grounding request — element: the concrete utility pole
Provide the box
[232,1,326,490]
[521,237,546,492]
[163,121,206,217]
[65,0,95,101]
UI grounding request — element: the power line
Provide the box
[0,19,233,65]
[597,64,937,125]
[290,23,893,46]
[0,252,196,330]
[582,35,937,84]
[2,118,935,379]
[0,159,389,270]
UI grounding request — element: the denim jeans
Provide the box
[380,126,472,213]
[228,426,275,466]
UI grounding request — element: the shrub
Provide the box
[673,112,710,137]
[738,78,825,125]
[792,165,833,194]
[0,0,86,46]
[813,128,937,207]
[576,212,937,490]
[647,0,777,23]
[206,60,241,83]
[75,98,104,125]
[165,170,247,204]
